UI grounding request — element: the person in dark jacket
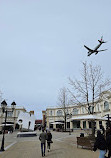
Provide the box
[100,125,105,136]
[47,130,52,152]
[93,130,107,158]
[39,129,47,157]
[106,128,111,158]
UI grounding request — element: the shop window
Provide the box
[67,122,70,128]
[73,121,80,128]
[89,121,92,128]
[99,121,102,129]
[83,121,86,128]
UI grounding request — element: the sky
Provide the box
[0,0,111,119]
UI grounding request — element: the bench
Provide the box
[77,137,94,150]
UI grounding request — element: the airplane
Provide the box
[84,36,107,56]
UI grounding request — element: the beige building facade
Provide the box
[46,91,111,130]
[0,105,26,131]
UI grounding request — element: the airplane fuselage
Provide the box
[87,43,102,56]
[84,37,107,56]
[94,43,102,51]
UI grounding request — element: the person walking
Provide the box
[47,130,52,152]
[106,128,111,158]
[39,129,47,157]
[93,130,107,158]
[46,126,49,133]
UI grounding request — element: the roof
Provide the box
[35,120,42,124]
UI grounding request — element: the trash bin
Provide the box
[80,133,84,137]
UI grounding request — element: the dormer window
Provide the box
[82,107,85,113]
[72,108,78,115]
[50,110,52,116]
[96,104,100,112]
[104,101,109,111]
[57,110,62,116]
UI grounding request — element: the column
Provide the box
[86,121,89,129]
[80,120,83,129]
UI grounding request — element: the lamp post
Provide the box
[66,112,72,135]
[0,100,7,151]
[0,100,16,151]
[11,101,16,130]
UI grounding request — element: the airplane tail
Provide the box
[98,36,107,43]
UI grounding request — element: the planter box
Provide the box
[77,137,95,150]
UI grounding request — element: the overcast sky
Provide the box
[0,0,111,119]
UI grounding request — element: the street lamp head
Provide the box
[11,101,16,111]
[1,100,7,113]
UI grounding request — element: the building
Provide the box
[42,110,46,128]
[46,91,111,130]
[35,119,42,130]
[17,111,36,131]
[0,104,26,131]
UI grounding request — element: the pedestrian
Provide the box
[47,130,52,152]
[93,130,107,158]
[106,128,111,158]
[100,125,105,136]
[46,126,49,133]
[39,129,47,157]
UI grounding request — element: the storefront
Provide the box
[72,120,80,128]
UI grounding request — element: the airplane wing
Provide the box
[98,49,107,52]
[84,45,93,51]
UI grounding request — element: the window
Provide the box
[104,101,109,111]
[7,111,13,117]
[28,121,31,128]
[73,121,80,128]
[83,121,86,128]
[89,121,92,128]
[72,108,78,115]
[88,106,94,114]
[50,110,52,116]
[99,121,102,129]
[82,107,85,113]
[57,110,62,116]
[96,104,100,112]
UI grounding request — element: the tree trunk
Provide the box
[91,120,95,137]
[64,115,66,131]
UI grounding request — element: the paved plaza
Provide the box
[0,130,99,158]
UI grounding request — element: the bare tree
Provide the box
[58,87,69,131]
[0,91,3,103]
[68,62,110,136]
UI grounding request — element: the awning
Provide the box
[70,115,108,121]
[0,124,14,127]
[50,122,64,125]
